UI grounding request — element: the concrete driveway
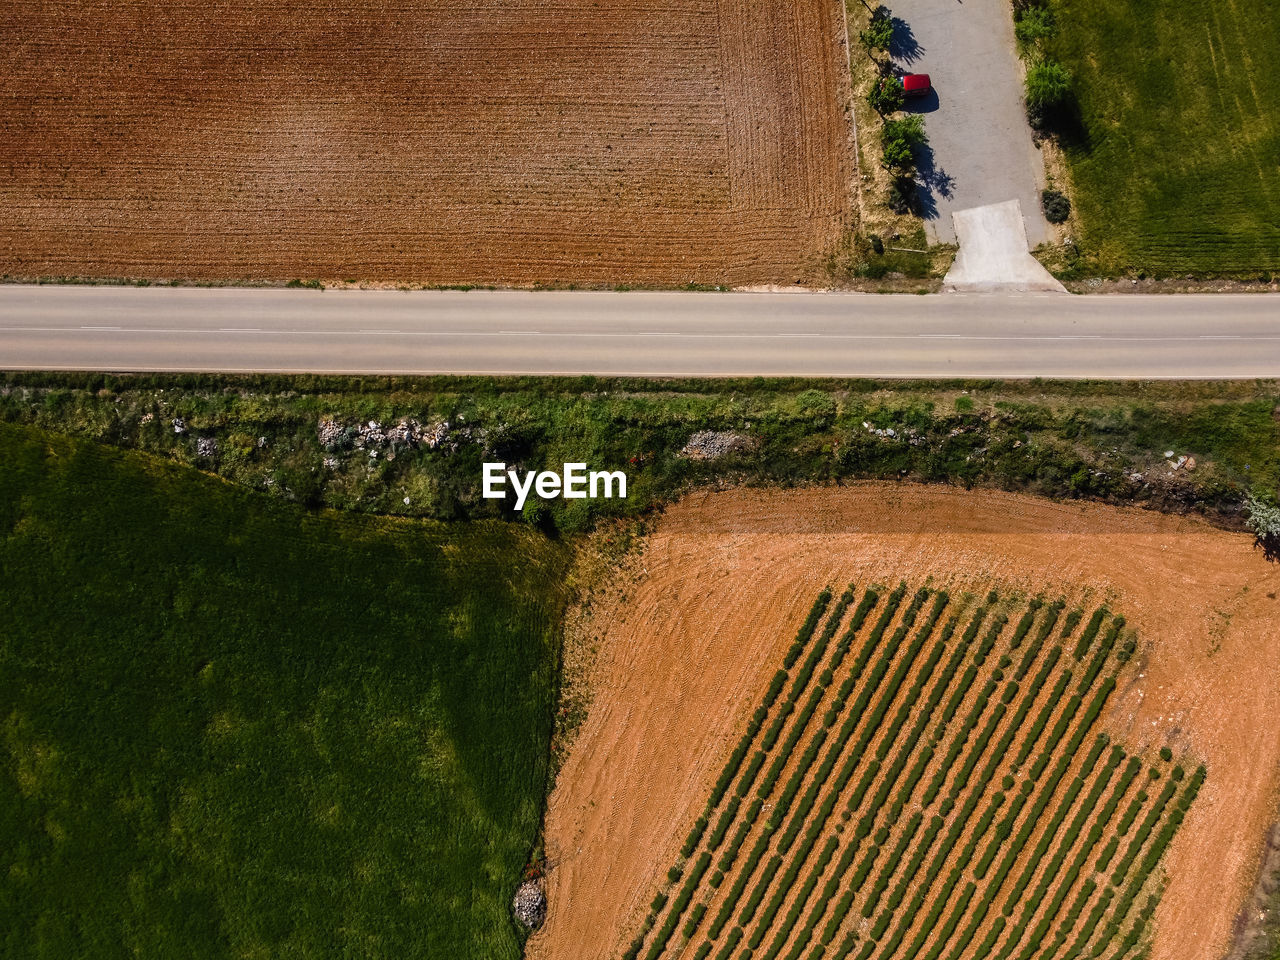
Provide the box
[887,0,1050,246]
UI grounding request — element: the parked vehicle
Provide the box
[903,73,932,97]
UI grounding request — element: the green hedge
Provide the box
[1110,778,1178,885]
[644,851,711,960]
[784,588,834,670]
[1014,668,1071,766]
[761,837,840,960]
[789,586,857,700]
[1075,616,1124,696]
[862,812,923,918]
[1071,607,1108,660]
[712,926,743,960]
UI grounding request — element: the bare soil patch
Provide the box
[0,0,852,286]
[530,484,1280,960]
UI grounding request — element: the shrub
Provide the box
[1245,492,1280,556]
[859,7,895,54]
[1072,608,1107,660]
[1014,5,1055,46]
[870,74,911,114]
[1025,58,1072,110]
[1041,189,1071,223]
[683,902,708,939]
[881,116,928,172]
[681,816,709,857]
[739,855,783,925]
[785,589,833,669]
[714,927,744,960]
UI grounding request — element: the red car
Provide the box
[903,73,932,97]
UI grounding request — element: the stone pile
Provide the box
[680,430,751,461]
[512,879,547,930]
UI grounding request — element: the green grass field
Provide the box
[0,424,569,959]
[1049,0,1280,275]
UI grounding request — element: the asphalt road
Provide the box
[1,285,1278,378]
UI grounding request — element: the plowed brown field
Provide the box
[0,0,853,285]
[531,485,1280,960]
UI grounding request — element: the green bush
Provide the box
[869,75,906,114]
[682,816,709,857]
[1041,189,1071,224]
[1025,58,1072,109]
[1015,5,1055,46]
[739,855,783,925]
[713,926,744,960]
[859,7,895,53]
[785,589,834,669]
[1072,608,1107,660]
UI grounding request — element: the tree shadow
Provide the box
[903,88,940,114]
[1255,534,1280,563]
[1030,96,1091,151]
[908,138,954,223]
[889,16,924,63]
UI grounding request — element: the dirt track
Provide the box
[530,485,1280,960]
[0,0,852,285]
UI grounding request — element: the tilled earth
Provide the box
[531,485,1280,960]
[0,0,854,285]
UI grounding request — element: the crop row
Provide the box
[1109,776,1178,884]
[1075,616,1124,696]
[924,674,1114,960]
[697,588,912,948]
[789,586,858,701]
[1002,742,1123,922]
[1013,600,1062,681]
[759,836,840,960]
[800,606,992,954]
[850,605,1001,955]
[1013,669,1071,768]
[1037,769,1174,960]
[977,647,1059,788]
[745,592,946,955]
[642,852,712,960]
[1071,607,1108,660]
[1109,766,1205,927]
[1009,753,1143,960]
[1006,599,1042,652]
[676,589,890,952]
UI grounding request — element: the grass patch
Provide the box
[1046,0,1280,275]
[0,424,569,959]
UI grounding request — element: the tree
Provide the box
[882,114,926,146]
[880,115,927,173]
[881,137,914,171]
[859,8,895,55]
[868,75,905,115]
[1024,58,1072,109]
